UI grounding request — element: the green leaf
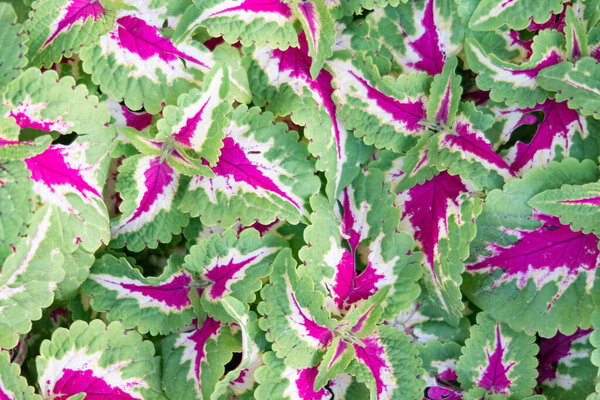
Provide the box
[537,57,600,120]
[0,3,28,89]
[528,181,600,236]
[0,206,65,350]
[465,30,565,108]
[0,160,33,263]
[456,313,538,398]
[0,350,41,400]
[468,0,569,31]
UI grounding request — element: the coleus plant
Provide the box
[3,0,600,399]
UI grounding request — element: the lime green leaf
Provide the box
[0,3,28,89]
[537,57,600,120]
[468,0,569,31]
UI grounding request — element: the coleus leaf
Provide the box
[81,253,196,335]
[356,0,466,76]
[393,285,471,345]
[464,158,600,336]
[174,0,298,49]
[395,170,482,326]
[328,53,430,153]
[456,313,538,398]
[419,341,463,400]
[3,68,111,137]
[348,324,425,400]
[421,102,514,190]
[564,4,588,61]
[211,297,265,400]
[250,33,371,198]
[110,154,190,252]
[290,0,335,80]
[0,160,34,263]
[0,350,40,400]
[161,317,237,400]
[468,0,569,31]
[24,142,111,253]
[183,228,286,322]
[156,65,231,165]
[537,57,600,120]
[528,181,600,236]
[465,30,566,108]
[80,12,212,113]
[502,99,590,175]
[536,328,596,398]
[179,105,320,227]
[313,288,388,389]
[299,187,421,320]
[25,0,113,67]
[254,351,332,400]
[258,249,334,368]
[426,56,463,127]
[0,3,28,89]
[36,320,164,400]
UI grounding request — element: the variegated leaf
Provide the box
[249,33,371,198]
[174,0,298,49]
[36,320,164,400]
[161,317,238,400]
[465,30,566,107]
[465,158,600,336]
[258,249,334,368]
[180,105,320,227]
[456,313,538,398]
[80,12,213,113]
[0,350,40,400]
[25,0,113,67]
[537,57,600,120]
[110,154,190,252]
[183,228,286,321]
[81,253,196,335]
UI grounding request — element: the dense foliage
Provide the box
[2,0,600,399]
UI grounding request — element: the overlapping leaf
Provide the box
[180,105,321,226]
[174,0,298,50]
[25,0,113,67]
[537,56,600,120]
[81,253,196,335]
[80,11,212,113]
[161,317,237,400]
[464,158,600,336]
[249,33,371,198]
[183,228,286,321]
[36,320,164,400]
[110,154,190,251]
[456,313,538,398]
